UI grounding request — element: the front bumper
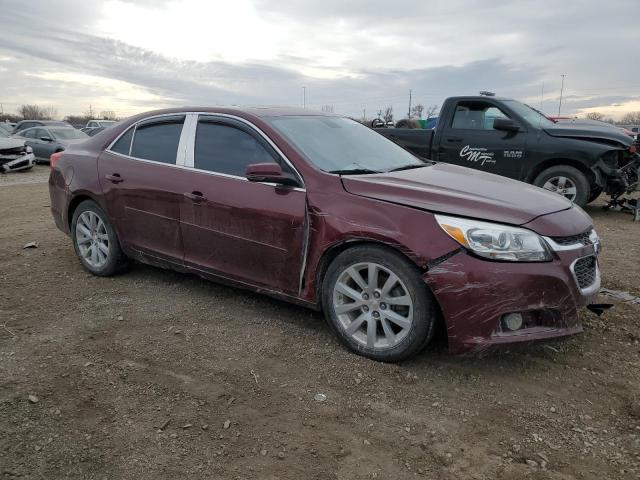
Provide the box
[424,242,600,354]
[0,152,36,173]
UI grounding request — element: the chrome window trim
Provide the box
[192,113,305,188]
[569,255,601,297]
[107,113,188,166]
[176,113,197,167]
[104,150,192,170]
[104,145,306,192]
[106,111,305,189]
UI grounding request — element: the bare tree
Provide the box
[424,104,439,121]
[411,104,424,119]
[100,110,118,120]
[64,114,92,126]
[621,112,640,125]
[382,106,393,124]
[19,104,57,120]
[586,112,604,121]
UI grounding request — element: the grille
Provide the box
[573,256,597,289]
[552,230,592,246]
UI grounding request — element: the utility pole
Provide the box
[558,75,566,117]
[408,89,412,119]
[302,86,306,109]
[362,108,366,122]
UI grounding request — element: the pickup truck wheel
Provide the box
[322,245,437,362]
[533,165,590,206]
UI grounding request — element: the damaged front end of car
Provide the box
[594,146,640,218]
[0,143,36,173]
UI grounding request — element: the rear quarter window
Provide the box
[110,128,134,156]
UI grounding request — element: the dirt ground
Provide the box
[1,166,639,480]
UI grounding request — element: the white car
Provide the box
[0,129,36,173]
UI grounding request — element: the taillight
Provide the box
[50,151,63,168]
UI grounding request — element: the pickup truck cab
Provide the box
[378,96,639,206]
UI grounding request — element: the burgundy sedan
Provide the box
[49,108,601,361]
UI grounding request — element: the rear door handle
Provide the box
[105,173,123,184]
[184,191,206,203]
[446,137,463,142]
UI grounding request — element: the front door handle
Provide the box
[184,191,206,203]
[446,137,463,142]
[105,173,123,184]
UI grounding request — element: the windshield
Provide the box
[267,116,423,173]
[502,100,555,127]
[98,120,116,127]
[50,128,88,140]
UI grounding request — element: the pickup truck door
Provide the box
[437,100,527,180]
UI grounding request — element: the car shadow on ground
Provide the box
[124,260,578,379]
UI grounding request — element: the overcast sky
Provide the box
[1,0,638,120]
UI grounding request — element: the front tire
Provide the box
[533,165,590,206]
[71,200,128,276]
[322,245,437,362]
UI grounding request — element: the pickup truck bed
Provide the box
[376,128,433,159]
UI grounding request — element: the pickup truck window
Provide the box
[452,102,509,130]
[502,100,555,127]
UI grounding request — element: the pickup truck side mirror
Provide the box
[493,118,520,132]
[245,163,299,187]
[39,136,54,142]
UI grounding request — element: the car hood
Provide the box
[0,137,26,151]
[543,123,632,147]
[341,163,573,226]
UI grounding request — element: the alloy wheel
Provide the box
[75,211,110,269]
[332,262,414,350]
[543,176,578,202]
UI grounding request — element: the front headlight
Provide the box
[25,146,33,154]
[435,214,552,262]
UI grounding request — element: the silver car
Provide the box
[15,126,88,162]
[0,129,36,173]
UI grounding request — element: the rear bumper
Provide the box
[49,168,71,235]
[424,245,599,354]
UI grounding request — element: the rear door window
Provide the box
[130,116,185,164]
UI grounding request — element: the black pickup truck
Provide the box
[377,95,640,206]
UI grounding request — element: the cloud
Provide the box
[0,0,637,119]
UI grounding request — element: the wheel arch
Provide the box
[67,193,101,229]
[313,238,448,348]
[525,158,596,186]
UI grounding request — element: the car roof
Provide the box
[122,106,337,120]
[448,96,515,102]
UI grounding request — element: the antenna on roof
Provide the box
[479,91,496,97]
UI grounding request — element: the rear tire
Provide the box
[533,165,590,206]
[71,200,129,276]
[322,245,437,362]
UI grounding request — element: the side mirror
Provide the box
[493,118,520,132]
[40,136,53,142]
[245,163,299,187]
